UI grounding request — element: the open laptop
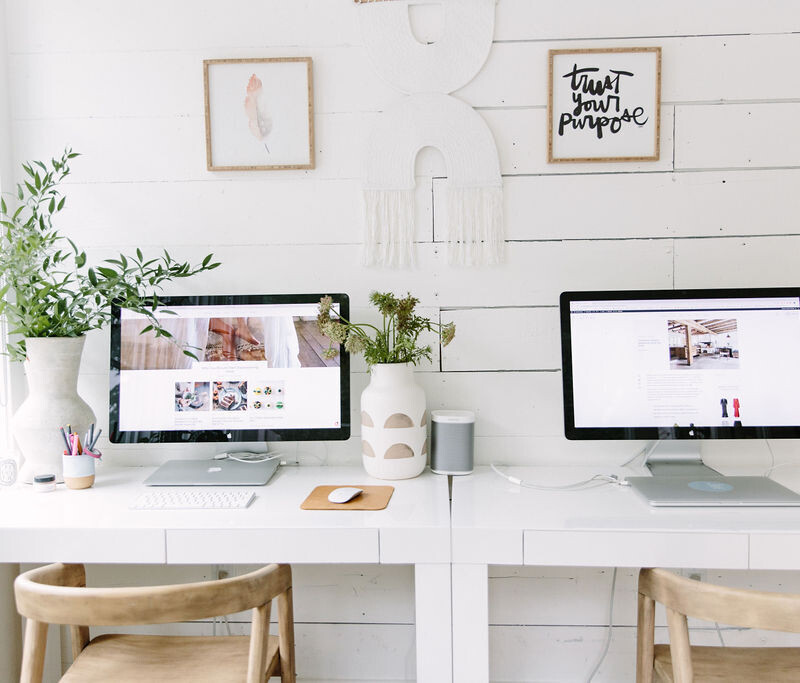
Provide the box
[626,475,800,507]
[144,457,280,486]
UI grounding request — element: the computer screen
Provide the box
[560,288,800,440]
[110,293,350,444]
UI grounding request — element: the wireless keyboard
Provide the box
[131,488,255,510]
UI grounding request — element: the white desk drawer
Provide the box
[166,528,379,563]
[524,530,749,568]
[0,529,165,563]
[750,534,800,569]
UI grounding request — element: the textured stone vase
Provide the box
[14,336,96,483]
[360,363,427,480]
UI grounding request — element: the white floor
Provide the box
[670,356,740,370]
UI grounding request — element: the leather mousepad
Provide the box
[301,485,394,510]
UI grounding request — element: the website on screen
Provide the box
[118,303,341,432]
[569,297,800,428]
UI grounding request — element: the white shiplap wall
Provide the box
[3,1,800,681]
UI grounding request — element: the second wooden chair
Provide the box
[637,566,800,682]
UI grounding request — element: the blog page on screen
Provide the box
[569,296,800,429]
[118,303,342,432]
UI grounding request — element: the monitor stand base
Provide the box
[644,440,721,478]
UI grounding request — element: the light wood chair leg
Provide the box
[666,607,693,683]
[278,587,296,683]
[19,619,48,683]
[636,591,655,683]
[69,625,90,662]
[67,565,90,662]
[247,601,272,683]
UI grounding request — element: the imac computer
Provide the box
[560,288,800,505]
[109,293,350,485]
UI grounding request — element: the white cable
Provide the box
[620,441,658,470]
[764,440,777,476]
[585,567,618,683]
[715,621,725,646]
[761,441,800,478]
[490,464,628,491]
[763,462,800,477]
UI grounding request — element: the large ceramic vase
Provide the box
[14,336,96,483]
[360,363,427,480]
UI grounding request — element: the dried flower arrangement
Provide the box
[317,291,455,368]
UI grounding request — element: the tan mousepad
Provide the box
[301,485,394,510]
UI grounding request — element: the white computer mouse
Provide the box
[327,487,364,504]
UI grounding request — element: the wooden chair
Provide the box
[637,567,800,682]
[15,562,295,683]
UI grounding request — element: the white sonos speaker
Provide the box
[430,410,475,475]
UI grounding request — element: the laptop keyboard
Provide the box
[131,488,255,510]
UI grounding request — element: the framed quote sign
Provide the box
[548,47,661,163]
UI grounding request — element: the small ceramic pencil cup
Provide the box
[62,453,96,490]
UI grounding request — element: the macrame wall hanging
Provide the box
[357,0,504,267]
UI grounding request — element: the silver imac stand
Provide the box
[643,440,721,477]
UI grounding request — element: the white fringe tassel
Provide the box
[363,188,416,267]
[446,186,504,266]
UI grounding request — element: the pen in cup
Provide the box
[89,428,102,452]
[59,427,70,451]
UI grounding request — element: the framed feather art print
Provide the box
[203,57,315,171]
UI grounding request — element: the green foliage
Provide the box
[317,291,456,368]
[0,149,220,360]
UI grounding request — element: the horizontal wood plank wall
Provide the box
[5,0,800,680]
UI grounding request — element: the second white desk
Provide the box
[451,465,800,683]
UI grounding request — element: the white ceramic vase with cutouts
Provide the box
[13,337,96,484]
[360,363,427,480]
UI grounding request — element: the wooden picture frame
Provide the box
[548,47,661,163]
[203,57,315,171]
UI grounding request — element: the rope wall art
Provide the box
[364,93,503,267]
[357,0,504,267]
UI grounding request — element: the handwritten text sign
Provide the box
[548,47,661,163]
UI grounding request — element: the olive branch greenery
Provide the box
[0,148,220,361]
[317,291,455,368]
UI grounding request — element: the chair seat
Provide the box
[61,633,280,682]
[653,644,800,682]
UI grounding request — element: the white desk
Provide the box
[451,466,800,683]
[8,462,800,682]
[0,465,452,683]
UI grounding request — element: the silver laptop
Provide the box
[627,475,800,507]
[144,457,280,487]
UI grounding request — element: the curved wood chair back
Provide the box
[637,567,800,683]
[15,562,295,683]
[639,567,800,632]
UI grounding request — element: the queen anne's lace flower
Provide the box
[344,333,366,354]
[441,322,456,347]
[316,291,455,368]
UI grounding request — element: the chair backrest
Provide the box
[15,562,291,626]
[638,567,800,633]
[15,562,295,683]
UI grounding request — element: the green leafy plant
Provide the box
[0,148,220,360]
[317,291,455,368]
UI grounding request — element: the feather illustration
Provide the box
[244,74,273,154]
